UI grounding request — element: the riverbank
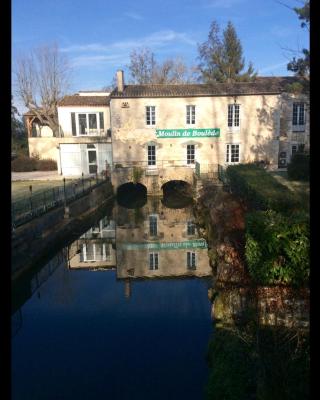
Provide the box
[12,181,114,280]
[194,180,309,399]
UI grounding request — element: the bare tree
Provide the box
[128,47,194,84]
[14,43,71,136]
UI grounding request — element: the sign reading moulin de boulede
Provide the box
[156,128,220,138]
[120,239,208,251]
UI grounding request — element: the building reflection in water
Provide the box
[67,199,212,297]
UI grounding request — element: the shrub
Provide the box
[132,166,143,184]
[287,153,309,181]
[11,155,37,172]
[245,210,309,286]
[11,156,57,172]
[226,164,299,212]
[36,158,57,171]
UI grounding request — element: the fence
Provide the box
[218,164,228,184]
[12,175,106,229]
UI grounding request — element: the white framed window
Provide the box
[226,144,240,163]
[291,144,298,156]
[187,221,195,236]
[148,145,156,166]
[149,215,158,236]
[228,104,240,130]
[186,105,196,125]
[292,103,305,128]
[187,144,195,164]
[146,106,156,126]
[187,251,196,269]
[74,112,104,136]
[149,252,159,270]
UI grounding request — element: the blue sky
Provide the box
[12,0,309,112]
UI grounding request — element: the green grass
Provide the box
[269,171,309,211]
[11,180,74,202]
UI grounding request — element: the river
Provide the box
[11,195,214,400]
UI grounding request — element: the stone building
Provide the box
[110,71,309,186]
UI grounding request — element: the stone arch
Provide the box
[116,182,147,208]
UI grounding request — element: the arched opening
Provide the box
[116,183,147,209]
[161,180,193,209]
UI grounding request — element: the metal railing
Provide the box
[12,174,106,229]
[112,160,197,169]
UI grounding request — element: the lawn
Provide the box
[269,171,310,210]
[11,180,75,202]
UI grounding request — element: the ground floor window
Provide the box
[226,144,240,163]
[148,145,156,166]
[149,253,159,270]
[187,251,196,269]
[187,145,195,164]
[87,144,98,174]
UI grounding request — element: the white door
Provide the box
[60,144,82,176]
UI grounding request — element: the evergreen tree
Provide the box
[287,1,309,80]
[198,20,256,83]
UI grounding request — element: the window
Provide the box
[292,103,305,126]
[187,145,195,164]
[87,144,97,174]
[99,112,104,131]
[186,105,195,125]
[148,145,156,166]
[149,215,158,236]
[146,106,156,125]
[292,145,298,155]
[75,112,104,136]
[187,221,195,235]
[149,253,159,270]
[79,114,87,135]
[228,104,240,129]
[71,113,77,136]
[187,252,196,269]
[226,144,240,163]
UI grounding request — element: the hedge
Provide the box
[245,210,309,286]
[11,156,57,172]
[287,153,309,181]
[225,164,299,212]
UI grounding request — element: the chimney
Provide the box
[117,70,124,93]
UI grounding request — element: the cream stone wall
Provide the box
[110,94,283,168]
[57,105,110,137]
[114,202,211,279]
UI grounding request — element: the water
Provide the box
[12,197,213,400]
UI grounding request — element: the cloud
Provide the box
[124,11,143,20]
[204,0,245,8]
[62,30,197,68]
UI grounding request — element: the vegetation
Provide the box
[14,43,71,136]
[12,155,57,172]
[132,166,144,184]
[198,20,256,83]
[128,48,195,84]
[287,153,309,181]
[206,323,309,400]
[225,164,299,213]
[245,210,309,286]
[11,98,28,156]
[287,1,309,80]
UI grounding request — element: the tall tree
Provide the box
[287,1,309,80]
[198,21,256,83]
[128,48,193,84]
[14,43,71,136]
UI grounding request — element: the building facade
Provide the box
[26,71,309,179]
[26,91,113,176]
[110,71,309,176]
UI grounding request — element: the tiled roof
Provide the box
[58,95,110,106]
[110,77,302,98]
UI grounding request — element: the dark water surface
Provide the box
[12,199,213,400]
